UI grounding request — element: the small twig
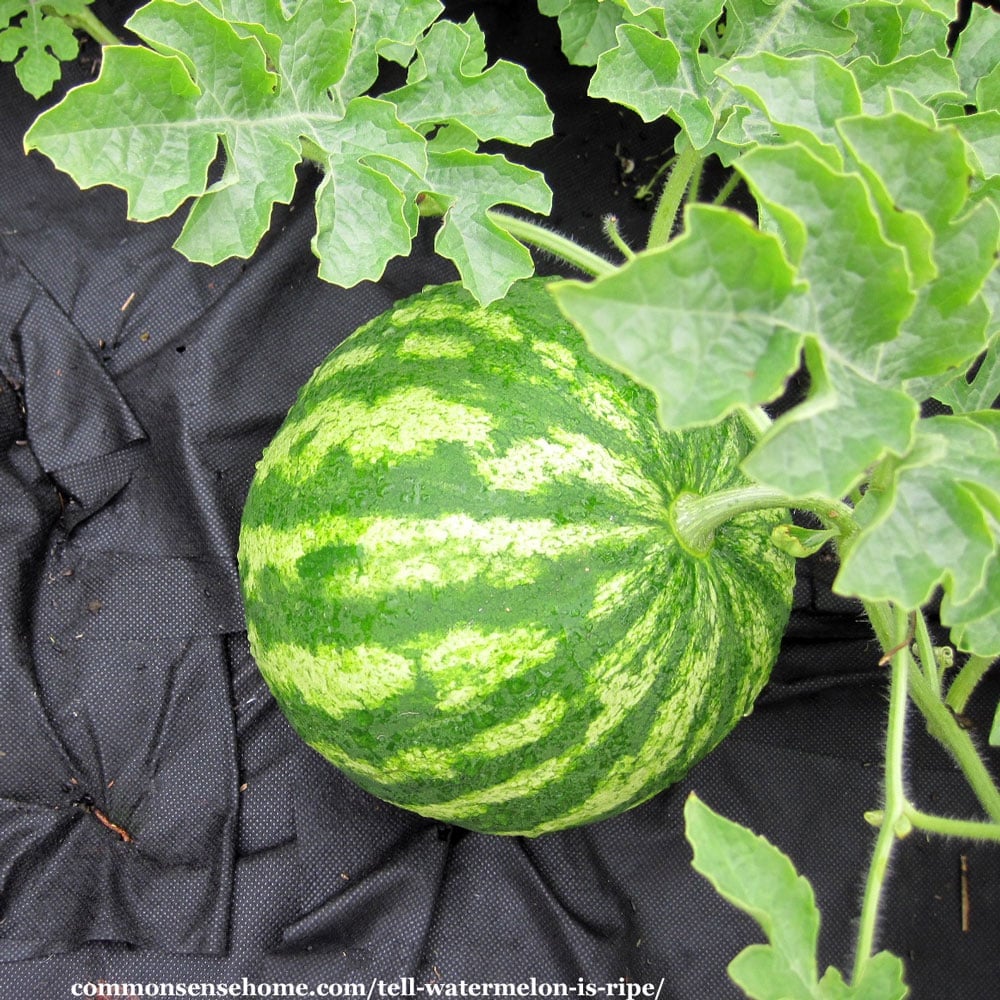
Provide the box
[960,854,970,933]
[77,797,133,843]
[878,612,916,666]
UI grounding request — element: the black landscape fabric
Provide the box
[2,2,999,997]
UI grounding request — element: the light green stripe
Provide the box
[397,332,475,359]
[388,299,524,343]
[531,339,578,381]
[402,739,585,823]
[308,342,382,385]
[587,567,648,622]
[263,623,560,725]
[421,625,561,712]
[474,427,663,508]
[241,513,652,597]
[576,383,647,438]
[260,386,495,481]
[257,639,416,717]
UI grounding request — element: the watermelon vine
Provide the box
[9,0,1000,995]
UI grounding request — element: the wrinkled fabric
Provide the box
[2,1,999,996]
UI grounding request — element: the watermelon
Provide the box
[238,278,795,837]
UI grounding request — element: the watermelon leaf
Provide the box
[951,2,1000,109]
[685,793,821,996]
[685,794,908,1000]
[589,19,719,148]
[552,203,806,428]
[536,0,630,67]
[22,0,554,303]
[422,149,553,306]
[0,0,91,97]
[385,16,553,145]
[836,414,1000,619]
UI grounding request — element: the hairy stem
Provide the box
[712,170,742,206]
[905,805,1000,843]
[912,609,941,697]
[57,5,121,46]
[602,215,636,261]
[907,660,1000,823]
[647,144,701,249]
[946,654,996,715]
[853,603,911,984]
[634,154,674,202]
[486,210,616,278]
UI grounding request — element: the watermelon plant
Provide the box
[10,0,1000,996]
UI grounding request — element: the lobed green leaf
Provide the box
[310,97,427,289]
[686,794,909,999]
[717,52,862,167]
[23,42,217,220]
[847,52,964,117]
[423,150,552,306]
[552,204,804,428]
[0,0,89,97]
[930,332,1000,414]
[684,793,821,997]
[386,17,553,146]
[941,553,1000,657]
[836,415,1000,629]
[536,0,630,67]
[737,142,916,363]
[338,0,442,96]
[22,0,554,302]
[743,342,918,499]
[952,4,1000,108]
[723,0,856,60]
[819,954,908,1000]
[589,19,717,147]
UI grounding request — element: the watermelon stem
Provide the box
[853,599,1000,981]
[945,653,994,716]
[647,145,703,249]
[486,210,617,277]
[852,602,912,985]
[906,655,1000,825]
[58,4,121,46]
[602,214,637,261]
[669,485,853,557]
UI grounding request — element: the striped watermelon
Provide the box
[238,278,795,837]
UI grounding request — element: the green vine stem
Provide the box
[863,600,1000,825]
[633,154,674,202]
[486,210,616,278]
[602,214,636,261]
[711,169,742,207]
[905,805,1000,843]
[946,654,996,715]
[56,4,121,46]
[647,144,702,249]
[908,658,1000,823]
[669,485,854,557]
[912,606,941,697]
[852,603,911,984]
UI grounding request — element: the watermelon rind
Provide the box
[238,278,795,836]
